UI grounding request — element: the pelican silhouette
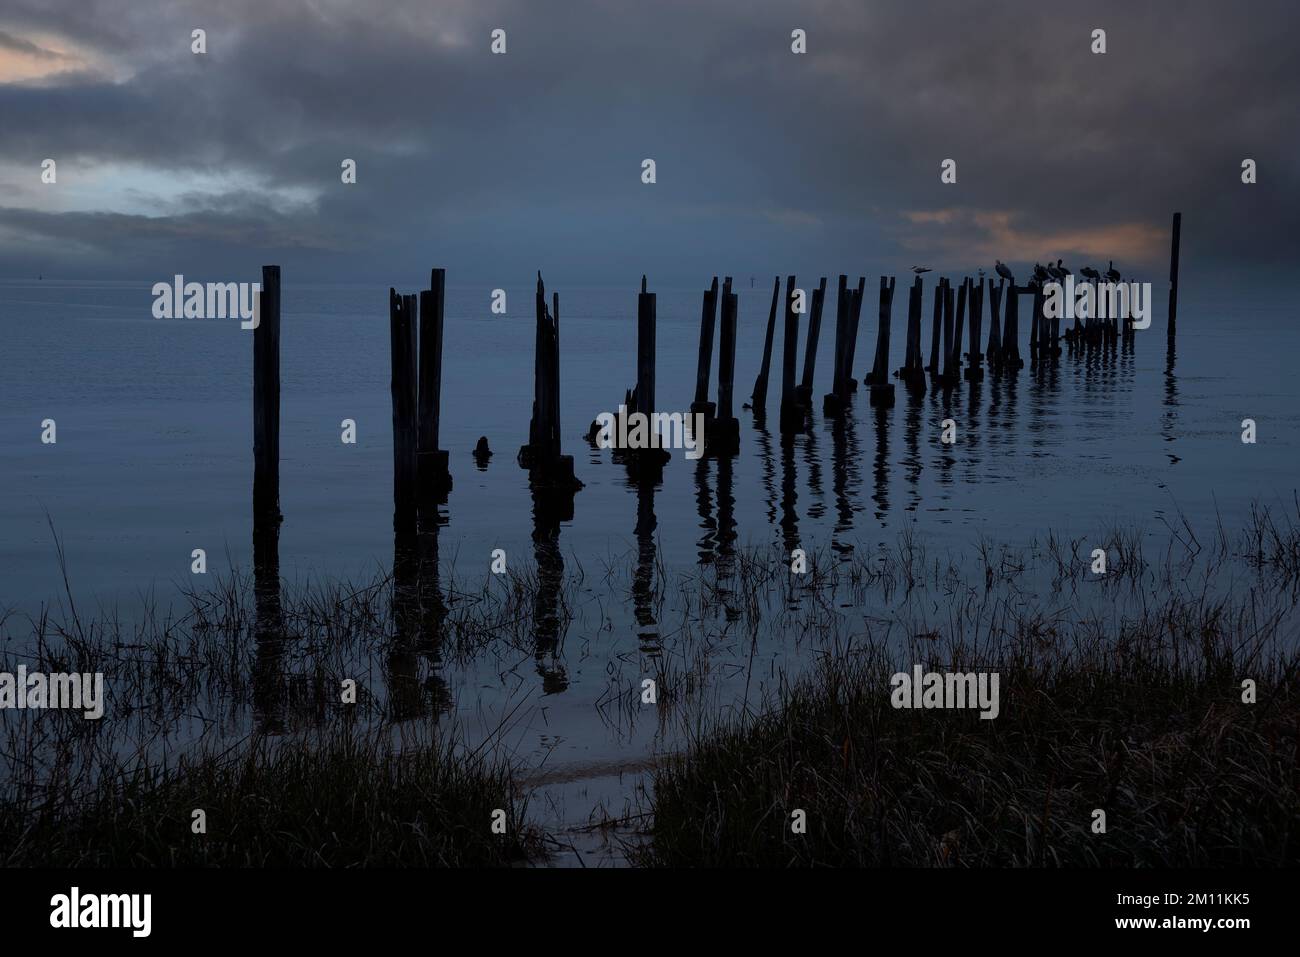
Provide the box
[995,260,1014,283]
[1055,258,1071,279]
[1104,260,1121,283]
[1080,266,1101,281]
[1033,262,1051,284]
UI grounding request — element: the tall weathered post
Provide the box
[1168,211,1181,345]
[625,275,670,473]
[940,280,956,386]
[965,277,984,381]
[637,275,655,421]
[253,264,281,523]
[951,279,967,376]
[779,275,804,433]
[418,268,451,501]
[751,276,780,415]
[691,277,719,423]
[927,278,945,374]
[389,289,418,521]
[1002,283,1023,370]
[823,274,850,416]
[1028,283,1041,362]
[843,276,866,393]
[708,277,741,455]
[896,276,926,391]
[867,275,896,407]
[519,274,581,490]
[987,279,1003,367]
[797,277,827,407]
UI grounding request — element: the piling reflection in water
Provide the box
[871,404,890,522]
[715,454,737,580]
[779,435,799,554]
[388,513,423,722]
[530,484,570,694]
[1163,338,1180,464]
[902,381,924,513]
[632,475,660,651]
[830,412,863,555]
[694,457,716,566]
[252,512,284,734]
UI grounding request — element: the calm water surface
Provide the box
[2,277,1295,863]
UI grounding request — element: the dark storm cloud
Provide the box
[0,0,1296,286]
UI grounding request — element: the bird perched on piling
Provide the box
[994,260,1014,283]
[1080,266,1101,281]
[1032,262,1051,284]
[911,265,932,275]
[1104,261,1121,282]
[1055,258,1071,279]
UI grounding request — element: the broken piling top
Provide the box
[537,271,544,295]
[693,277,721,407]
[641,274,647,294]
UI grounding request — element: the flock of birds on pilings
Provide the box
[972,257,1123,285]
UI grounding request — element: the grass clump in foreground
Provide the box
[0,730,539,867]
[640,644,1300,867]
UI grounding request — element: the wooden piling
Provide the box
[844,276,866,392]
[1002,283,1023,369]
[987,279,1003,365]
[418,268,451,499]
[709,278,741,454]
[751,276,780,413]
[1168,211,1181,344]
[779,275,804,433]
[691,277,719,421]
[519,274,581,489]
[896,276,926,390]
[637,275,656,420]
[940,281,956,385]
[1048,283,1062,356]
[253,264,281,522]
[389,289,418,519]
[822,275,850,416]
[1028,283,1041,362]
[952,279,967,374]
[927,278,944,374]
[965,277,984,381]
[797,277,827,405]
[868,276,896,407]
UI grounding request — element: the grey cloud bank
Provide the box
[0,0,1295,288]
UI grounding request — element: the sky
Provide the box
[0,0,1296,289]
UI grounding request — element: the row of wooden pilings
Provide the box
[249,214,1183,518]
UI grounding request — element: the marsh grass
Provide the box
[637,622,1300,867]
[3,502,1299,867]
[0,726,538,867]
